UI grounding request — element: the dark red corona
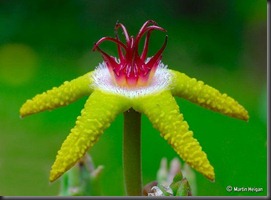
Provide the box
[93,20,167,87]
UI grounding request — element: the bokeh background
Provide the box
[0,0,267,196]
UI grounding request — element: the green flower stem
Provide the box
[123,109,142,196]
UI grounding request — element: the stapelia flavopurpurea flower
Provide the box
[20,20,249,183]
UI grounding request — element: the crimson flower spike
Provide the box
[93,20,167,87]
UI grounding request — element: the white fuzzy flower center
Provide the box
[91,61,172,98]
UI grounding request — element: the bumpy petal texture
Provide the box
[50,90,130,182]
[169,70,249,121]
[20,72,93,117]
[132,90,215,181]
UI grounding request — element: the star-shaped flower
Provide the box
[20,20,249,183]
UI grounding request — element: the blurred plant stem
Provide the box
[123,109,142,196]
[59,153,103,196]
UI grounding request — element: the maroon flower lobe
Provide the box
[93,20,167,88]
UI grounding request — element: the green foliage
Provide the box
[147,158,193,196]
[59,154,103,196]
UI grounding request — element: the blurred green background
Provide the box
[0,0,267,196]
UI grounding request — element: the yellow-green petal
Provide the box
[169,70,249,121]
[20,72,93,117]
[49,90,130,182]
[132,90,215,181]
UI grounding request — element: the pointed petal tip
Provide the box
[209,178,215,183]
[205,173,215,183]
[49,171,61,183]
[235,111,249,122]
[244,113,249,122]
[19,112,24,119]
[19,106,26,117]
[201,168,215,183]
[49,172,55,183]
[19,107,28,118]
[19,107,35,118]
